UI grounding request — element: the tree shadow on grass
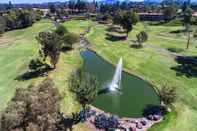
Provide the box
[105,33,127,42]
[130,40,143,49]
[167,47,184,53]
[57,114,74,131]
[61,46,73,52]
[148,21,165,26]
[106,27,125,34]
[171,56,197,78]
[169,29,186,34]
[15,65,53,81]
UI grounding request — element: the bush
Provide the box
[0,16,6,34]
[62,33,80,49]
[68,68,99,107]
[1,79,62,131]
[158,84,177,107]
[136,31,148,47]
[193,30,197,38]
[37,31,61,68]
[55,25,68,36]
[94,113,119,130]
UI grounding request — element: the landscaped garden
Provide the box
[0,15,197,131]
[86,21,197,131]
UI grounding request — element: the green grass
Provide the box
[149,110,178,131]
[1,18,197,131]
[62,19,93,35]
[0,19,92,130]
[0,19,53,112]
[86,23,197,131]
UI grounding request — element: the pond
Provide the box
[80,50,160,118]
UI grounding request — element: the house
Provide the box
[138,12,165,21]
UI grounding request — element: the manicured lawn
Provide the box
[0,18,196,131]
[86,23,197,131]
[0,19,53,112]
[0,19,92,131]
[63,19,93,35]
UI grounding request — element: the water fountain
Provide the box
[81,50,160,117]
[108,57,123,91]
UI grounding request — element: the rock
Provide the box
[129,127,136,131]
[140,120,147,126]
[153,115,161,121]
[136,122,143,129]
[147,114,154,120]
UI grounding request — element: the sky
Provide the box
[0,0,196,4]
[0,0,145,4]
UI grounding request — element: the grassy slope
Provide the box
[86,23,197,131]
[0,20,53,111]
[0,19,92,131]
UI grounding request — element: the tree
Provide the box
[75,0,87,13]
[68,68,99,108]
[163,6,177,22]
[183,7,193,49]
[120,12,133,38]
[6,1,13,10]
[183,7,193,31]
[130,11,139,25]
[158,84,177,108]
[1,79,63,131]
[55,25,79,49]
[18,10,34,28]
[136,31,148,47]
[0,16,6,34]
[113,9,123,25]
[37,31,61,69]
[62,33,80,49]
[49,4,56,14]
[55,24,68,36]
[68,0,76,14]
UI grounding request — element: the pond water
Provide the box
[80,50,160,117]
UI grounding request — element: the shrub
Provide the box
[94,113,119,130]
[68,68,99,107]
[0,16,6,34]
[55,25,68,36]
[37,31,61,68]
[62,33,80,49]
[136,31,148,47]
[158,84,177,107]
[1,79,62,131]
[193,30,197,38]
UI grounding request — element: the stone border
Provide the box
[84,106,163,131]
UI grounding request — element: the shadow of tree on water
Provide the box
[143,105,167,118]
[171,56,197,78]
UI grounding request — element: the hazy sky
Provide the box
[0,0,145,4]
[0,0,196,4]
